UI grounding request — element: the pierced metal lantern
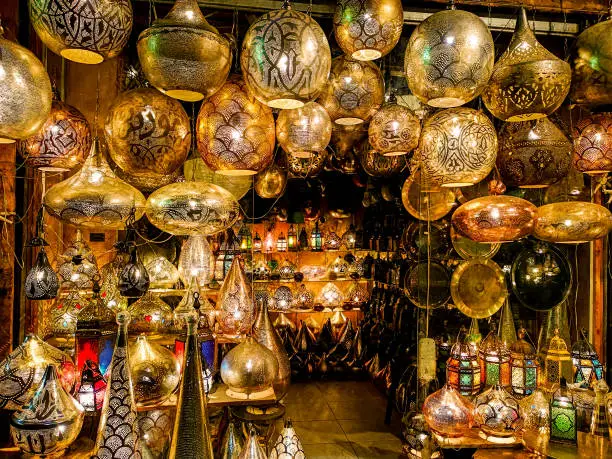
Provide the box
[510,328,539,396]
[368,99,420,156]
[197,75,275,175]
[571,330,604,389]
[404,9,494,108]
[178,235,212,289]
[550,377,577,443]
[128,292,173,340]
[287,225,298,251]
[146,257,180,290]
[273,286,294,311]
[253,233,263,252]
[324,231,342,251]
[482,8,570,121]
[278,260,296,280]
[403,412,442,459]
[277,102,332,157]
[317,55,384,125]
[479,331,511,388]
[25,247,59,300]
[534,201,612,244]
[572,112,612,174]
[473,385,522,442]
[239,224,253,251]
[118,246,150,298]
[57,232,99,291]
[217,257,255,337]
[269,419,305,459]
[358,143,406,177]
[137,0,230,101]
[544,330,574,388]
[255,164,287,198]
[0,28,52,143]
[286,150,328,178]
[333,0,403,61]
[318,282,345,307]
[30,0,132,64]
[75,360,106,412]
[446,338,481,396]
[294,284,314,309]
[241,2,331,109]
[419,108,497,187]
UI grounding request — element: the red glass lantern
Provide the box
[75,360,106,412]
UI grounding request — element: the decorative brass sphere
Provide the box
[137,0,231,102]
[483,8,571,122]
[0,30,52,143]
[368,99,420,156]
[572,113,612,174]
[276,102,332,158]
[241,3,331,109]
[419,108,498,187]
[197,76,275,176]
[105,87,190,182]
[29,0,132,64]
[317,55,384,125]
[571,14,612,106]
[358,142,405,177]
[21,99,91,172]
[113,164,181,194]
[333,0,403,61]
[404,9,494,108]
[255,164,287,199]
[497,118,572,188]
[285,150,328,178]
[534,202,612,244]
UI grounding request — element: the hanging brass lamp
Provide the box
[29,0,132,64]
[217,257,255,337]
[572,112,612,174]
[333,0,403,61]
[368,96,420,156]
[317,55,384,125]
[137,0,231,101]
[197,76,275,176]
[404,8,494,108]
[358,141,405,177]
[419,108,498,187]
[497,118,572,188]
[44,138,146,229]
[241,1,331,109]
[184,155,252,199]
[483,8,571,121]
[401,169,456,221]
[276,102,332,158]
[0,27,52,143]
[255,164,287,199]
[534,201,612,244]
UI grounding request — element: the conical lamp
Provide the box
[217,257,255,337]
[240,2,331,109]
[238,427,267,459]
[277,102,332,158]
[368,98,420,156]
[252,301,291,399]
[0,26,52,143]
[220,422,243,459]
[44,138,146,229]
[178,234,213,289]
[138,0,231,101]
[269,419,305,458]
[25,247,59,300]
[483,7,571,121]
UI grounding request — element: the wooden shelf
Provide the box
[253,278,369,284]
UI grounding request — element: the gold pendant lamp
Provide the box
[276,102,332,158]
[368,94,420,156]
[572,112,612,174]
[533,202,612,244]
[29,0,132,64]
[241,0,331,109]
[483,8,571,122]
[255,164,287,199]
[137,0,231,101]
[184,155,252,200]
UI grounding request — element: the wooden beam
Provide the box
[591,181,606,360]
[427,0,609,15]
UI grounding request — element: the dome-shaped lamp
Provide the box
[240,1,331,109]
[29,0,132,64]
[404,9,494,108]
[452,195,536,243]
[255,164,287,199]
[44,139,146,229]
[473,385,522,443]
[368,96,420,156]
[358,143,405,177]
[534,201,612,244]
[137,0,231,101]
[483,7,571,121]
[422,384,474,438]
[419,108,497,187]
[22,97,91,172]
[0,27,52,143]
[333,0,403,61]
[105,87,190,183]
[276,102,332,158]
[197,76,275,176]
[128,292,173,339]
[497,118,572,188]
[317,55,384,125]
[572,112,612,175]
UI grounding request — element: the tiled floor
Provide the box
[280,380,403,458]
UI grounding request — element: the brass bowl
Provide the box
[451,258,507,319]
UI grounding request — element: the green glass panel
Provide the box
[551,407,576,442]
[486,363,500,385]
[526,367,537,392]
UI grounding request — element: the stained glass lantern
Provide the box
[25,247,59,300]
[75,360,106,412]
[287,225,298,251]
[324,231,342,251]
[274,286,294,311]
[178,234,212,289]
[473,384,522,443]
[572,113,612,174]
[544,329,574,388]
[240,2,331,109]
[145,257,180,290]
[239,224,253,251]
[479,331,511,388]
[534,202,612,244]
[217,257,255,337]
[277,102,332,158]
[318,282,344,307]
[294,284,314,309]
[571,329,604,389]
[317,55,384,125]
[277,233,288,252]
[254,232,263,252]
[550,377,577,443]
[128,292,174,340]
[510,329,539,396]
[311,222,323,251]
[419,108,497,187]
[278,260,296,280]
[422,384,474,438]
[57,231,98,291]
[446,338,481,396]
[298,228,309,250]
[368,97,420,156]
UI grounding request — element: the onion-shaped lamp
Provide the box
[137,0,230,101]
[572,112,612,174]
[128,292,173,340]
[473,385,522,443]
[44,138,146,229]
[368,96,420,156]
[197,75,275,175]
[29,0,132,64]
[217,257,254,337]
[277,102,332,158]
[422,384,474,438]
[482,8,570,121]
[497,118,572,188]
[145,257,179,290]
[534,201,612,243]
[317,55,384,125]
[333,0,403,61]
[404,9,494,107]
[22,97,91,172]
[419,108,497,187]
[240,1,331,109]
[452,195,536,243]
[0,27,52,143]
